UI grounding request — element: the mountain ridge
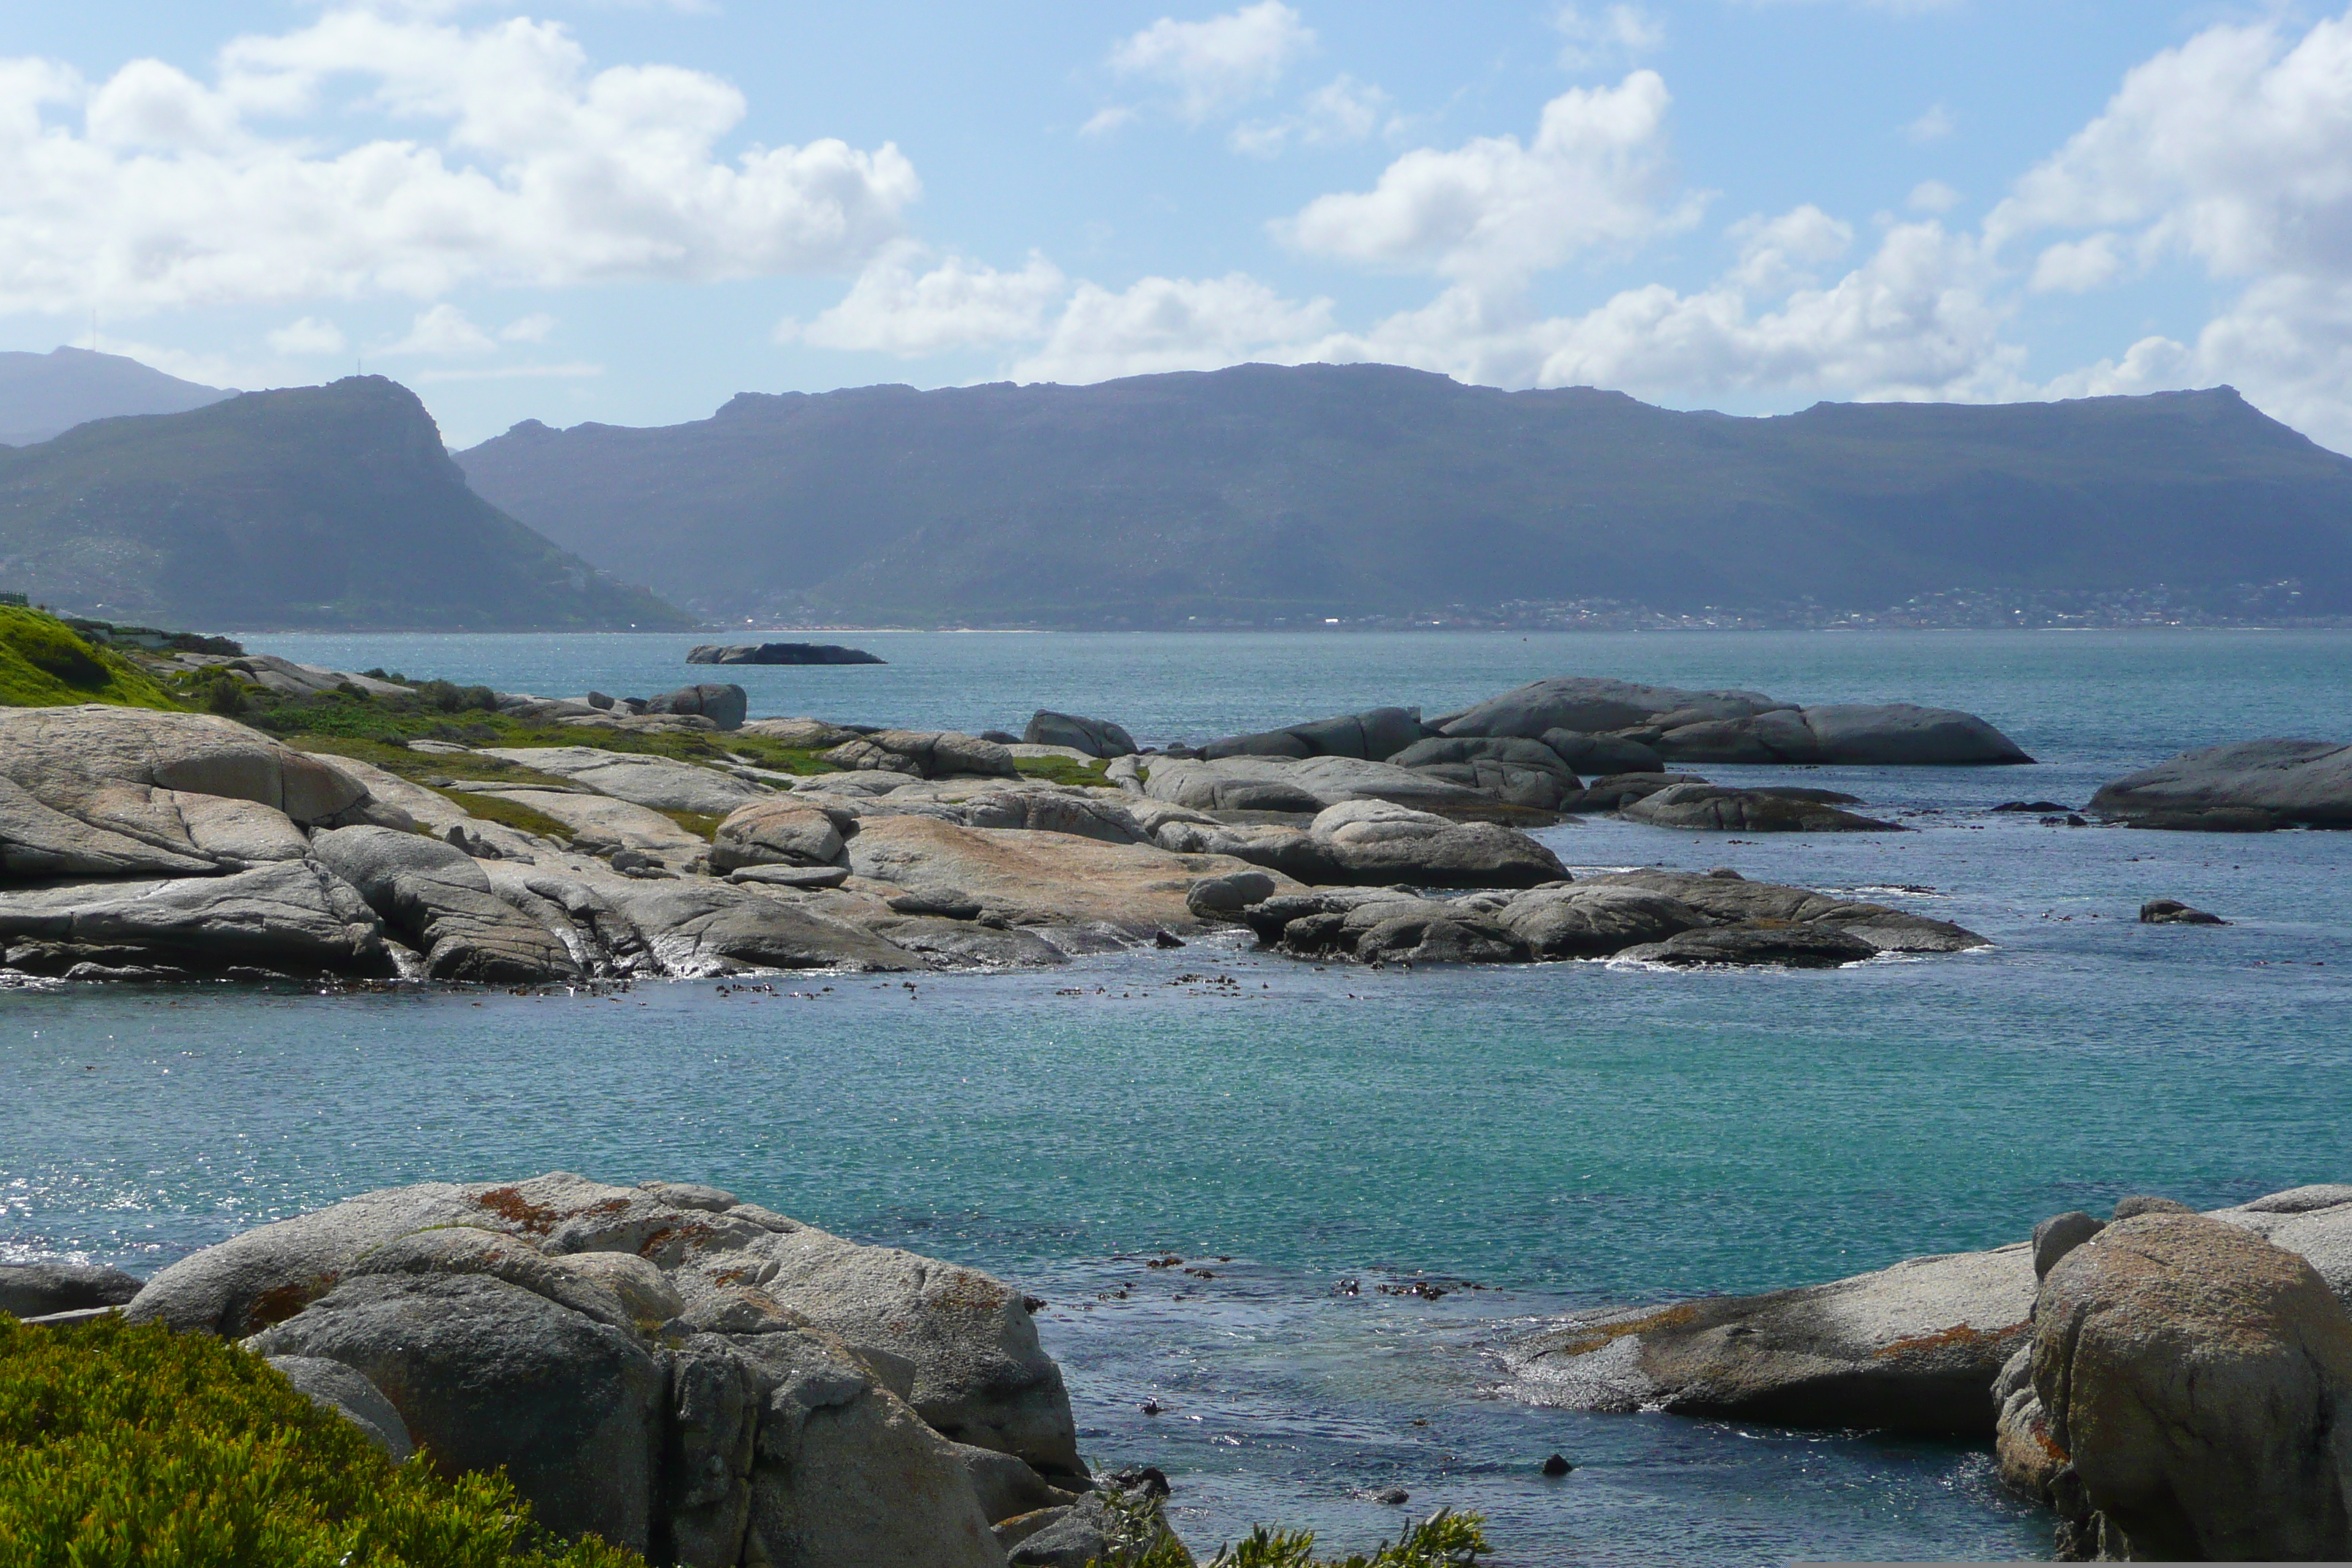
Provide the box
[0,377,694,632]
[457,363,2352,628]
[0,345,235,446]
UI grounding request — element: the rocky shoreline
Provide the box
[1504,1182,2352,1561]
[9,658,2351,986]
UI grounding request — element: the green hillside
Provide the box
[458,364,2352,627]
[0,377,695,632]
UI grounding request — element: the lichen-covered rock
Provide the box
[2031,1213,2352,1561]
[134,1173,1079,1565]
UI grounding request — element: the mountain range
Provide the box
[456,363,2352,627]
[0,377,691,631]
[0,346,233,447]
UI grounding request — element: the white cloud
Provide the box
[385,302,497,355]
[0,8,918,317]
[1108,1,1313,124]
[1230,74,1388,157]
[266,314,346,355]
[2029,233,2125,293]
[1554,4,1665,72]
[1725,204,1852,292]
[500,312,556,342]
[1986,8,2352,449]
[786,241,1068,355]
[1301,217,2013,403]
[1010,273,1336,382]
[1907,179,1961,214]
[1902,102,1956,144]
[1276,72,1701,284]
[1080,105,1138,137]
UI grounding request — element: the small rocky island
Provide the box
[687,642,885,666]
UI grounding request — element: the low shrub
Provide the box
[1087,1493,1489,1568]
[0,606,181,711]
[0,1313,642,1568]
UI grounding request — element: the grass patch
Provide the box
[1014,754,1111,787]
[431,790,578,843]
[0,606,182,711]
[657,810,725,843]
[0,1313,641,1568]
[1087,1491,1490,1568]
[288,736,576,791]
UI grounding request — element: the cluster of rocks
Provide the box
[0,701,2006,983]
[1507,1183,2352,1561]
[2092,738,2352,832]
[7,1173,1171,1568]
[1180,677,2032,780]
[686,643,884,666]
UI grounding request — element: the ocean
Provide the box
[7,629,2352,1563]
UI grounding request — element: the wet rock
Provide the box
[2139,897,2225,925]
[1614,922,1878,968]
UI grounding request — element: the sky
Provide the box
[4,1,2351,451]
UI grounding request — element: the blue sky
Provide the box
[4,1,2348,451]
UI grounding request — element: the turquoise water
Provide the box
[8,630,2352,1562]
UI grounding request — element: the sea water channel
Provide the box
[7,630,2352,1563]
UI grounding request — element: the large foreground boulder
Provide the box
[2024,1213,2352,1561]
[0,859,392,980]
[131,1173,1084,1565]
[2092,738,2352,829]
[0,705,385,878]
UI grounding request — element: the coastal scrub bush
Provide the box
[0,606,181,711]
[0,1313,644,1568]
[1085,1494,1489,1568]
[417,679,500,714]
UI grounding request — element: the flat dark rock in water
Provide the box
[686,642,884,666]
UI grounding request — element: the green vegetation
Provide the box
[431,791,577,842]
[0,606,182,710]
[0,1313,642,1568]
[1084,1493,1489,1568]
[0,375,693,632]
[657,810,724,843]
[1014,753,1111,787]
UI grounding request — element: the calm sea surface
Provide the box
[8,630,2352,1564]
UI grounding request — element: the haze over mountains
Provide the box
[0,347,233,448]
[459,364,2352,629]
[0,377,690,632]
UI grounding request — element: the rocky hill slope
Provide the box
[456,363,2352,627]
[0,377,693,630]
